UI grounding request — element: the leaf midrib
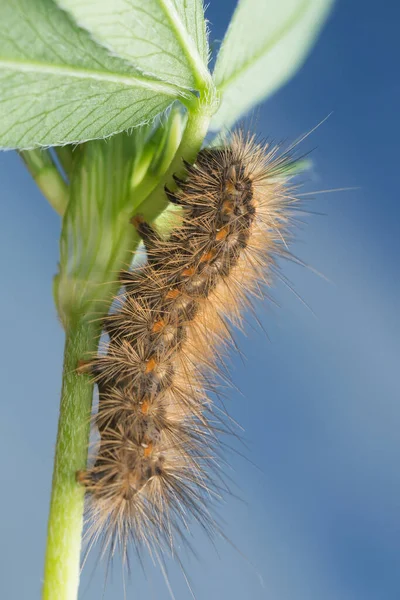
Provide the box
[0,57,184,97]
[215,0,310,93]
[157,0,210,90]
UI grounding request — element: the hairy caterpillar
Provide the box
[77,132,298,570]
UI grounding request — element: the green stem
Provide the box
[42,318,102,600]
[138,105,212,221]
[55,146,76,181]
[169,105,212,177]
[20,149,68,216]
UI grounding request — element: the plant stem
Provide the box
[55,146,75,181]
[42,318,102,600]
[19,149,68,216]
[169,106,212,178]
[138,106,212,221]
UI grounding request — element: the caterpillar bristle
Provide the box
[172,173,186,187]
[79,131,301,577]
[164,185,182,205]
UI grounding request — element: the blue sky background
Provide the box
[1,1,399,598]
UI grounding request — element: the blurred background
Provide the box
[1,0,399,598]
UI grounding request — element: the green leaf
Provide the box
[56,0,211,90]
[211,0,334,130]
[0,0,184,149]
[54,133,138,327]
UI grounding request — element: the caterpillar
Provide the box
[77,132,297,569]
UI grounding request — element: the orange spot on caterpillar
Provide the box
[181,266,196,277]
[225,180,236,194]
[130,214,145,228]
[76,470,88,486]
[200,250,215,263]
[144,357,157,373]
[76,359,92,374]
[215,227,229,241]
[165,288,180,299]
[222,200,234,214]
[152,319,165,333]
[143,442,153,457]
[141,400,150,415]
